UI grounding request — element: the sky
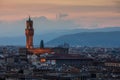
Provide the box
[0,0,120,37]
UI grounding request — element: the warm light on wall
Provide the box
[40,58,46,63]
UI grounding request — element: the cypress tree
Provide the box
[40,40,44,48]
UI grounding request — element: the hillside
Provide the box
[46,31,120,47]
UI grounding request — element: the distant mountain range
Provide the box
[0,27,120,47]
[40,27,120,42]
[46,31,120,47]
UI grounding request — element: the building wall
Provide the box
[52,47,69,54]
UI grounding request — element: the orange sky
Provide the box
[0,0,120,28]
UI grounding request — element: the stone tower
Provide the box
[25,16,34,49]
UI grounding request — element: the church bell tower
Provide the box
[25,16,34,49]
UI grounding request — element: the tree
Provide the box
[40,40,44,48]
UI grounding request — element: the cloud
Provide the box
[115,0,120,12]
[56,13,69,19]
[109,0,120,12]
[1,3,120,21]
[0,0,120,29]
[33,16,79,33]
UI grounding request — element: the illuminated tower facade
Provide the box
[25,17,34,49]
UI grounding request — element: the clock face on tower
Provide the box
[25,17,34,49]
